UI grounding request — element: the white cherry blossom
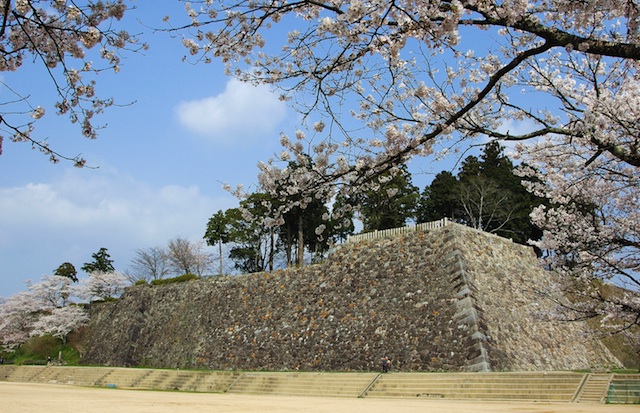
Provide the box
[176,0,640,334]
[0,0,142,165]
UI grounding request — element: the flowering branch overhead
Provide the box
[175,1,639,191]
[176,1,640,336]
[0,0,145,165]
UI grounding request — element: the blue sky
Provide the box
[0,2,307,298]
[0,3,502,299]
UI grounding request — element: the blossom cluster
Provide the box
[0,0,142,165]
[515,128,639,333]
[179,2,635,197]
[0,271,128,350]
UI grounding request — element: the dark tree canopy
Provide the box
[53,262,78,283]
[81,247,115,274]
[418,142,544,245]
[354,164,419,231]
[416,171,460,224]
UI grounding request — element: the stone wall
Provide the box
[80,223,620,372]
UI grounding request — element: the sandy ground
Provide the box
[2,382,638,413]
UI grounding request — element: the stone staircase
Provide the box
[364,372,585,402]
[0,365,48,383]
[93,367,153,388]
[132,369,241,392]
[227,372,379,397]
[190,371,242,392]
[0,365,18,381]
[573,373,613,403]
[29,366,112,386]
[1,366,638,404]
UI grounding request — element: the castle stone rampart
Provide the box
[81,223,620,371]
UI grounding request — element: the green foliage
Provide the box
[202,144,546,271]
[204,210,232,246]
[54,262,78,282]
[228,245,263,273]
[150,273,199,286]
[418,141,544,246]
[225,194,273,273]
[354,164,420,231]
[205,209,234,276]
[81,247,115,274]
[2,335,81,365]
[416,171,459,223]
[278,193,331,265]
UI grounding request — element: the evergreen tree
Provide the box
[204,210,233,276]
[279,197,331,266]
[457,142,544,245]
[354,165,419,231]
[416,171,460,223]
[225,193,276,273]
[81,248,115,274]
[329,193,355,243]
[458,155,482,181]
[53,262,78,283]
[418,142,544,246]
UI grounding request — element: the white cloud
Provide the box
[495,118,540,157]
[0,168,237,298]
[175,79,288,143]
[497,118,539,137]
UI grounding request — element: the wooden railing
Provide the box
[346,218,450,244]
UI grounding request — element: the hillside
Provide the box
[80,222,620,371]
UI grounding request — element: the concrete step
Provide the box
[365,373,585,402]
[189,371,242,393]
[228,372,379,397]
[0,366,48,382]
[93,368,153,388]
[1,366,634,405]
[575,374,613,404]
[132,370,241,392]
[0,366,18,380]
[28,366,110,386]
[131,369,175,390]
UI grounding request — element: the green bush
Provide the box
[150,273,199,286]
[4,335,81,365]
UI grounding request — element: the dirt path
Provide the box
[2,382,638,413]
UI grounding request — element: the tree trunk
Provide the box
[269,228,274,271]
[297,214,304,266]
[286,220,293,266]
[218,239,223,277]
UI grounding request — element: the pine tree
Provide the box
[81,248,115,274]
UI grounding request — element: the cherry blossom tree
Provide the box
[166,237,213,276]
[25,275,72,309]
[30,305,89,345]
[0,0,142,165]
[515,137,639,335]
[0,291,42,350]
[0,275,72,349]
[73,270,129,302]
[175,1,639,197]
[174,1,640,334]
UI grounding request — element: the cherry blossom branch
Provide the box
[0,1,139,165]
